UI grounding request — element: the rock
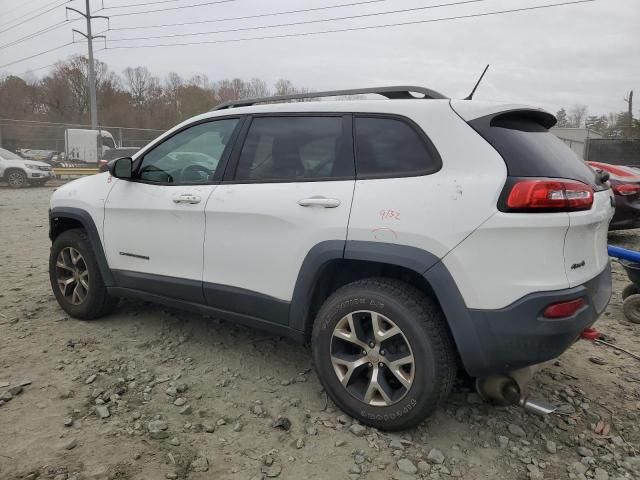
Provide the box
[417,461,430,473]
[169,437,180,446]
[354,454,365,464]
[397,458,418,475]
[589,357,607,365]
[233,422,243,432]
[204,424,215,433]
[0,391,12,402]
[390,439,405,450]
[18,379,32,387]
[173,397,186,406]
[190,455,209,472]
[594,468,609,480]
[497,435,509,449]
[545,440,557,454]
[261,465,282,478]
[577,446,594,457]
[527,465,544,480]
[273,416,291,431]
[349,464,362,474]
[8,385,23,396]
[349,424,367,437]
[252,405,264,416]
[95,405,110,419]
[296,438,304,449]
[179,405,192,415]
[148,420,169,439]
[335,439,346,447]
[611,436,624,447]
[337,414,351,425]
[427,448,445,465]
[569,462,588,475]
[508,424,526,437]
[60,438,77,450]
[85,374,97,384]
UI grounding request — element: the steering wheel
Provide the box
[181,163,212,182]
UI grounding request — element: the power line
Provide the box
[108,0,390,31]
[0,0,64,29]
[0,42,73,69]
[0,19,73,51]
[106,0,496,43]
[0,118,164,131]
[104,0,596,50]
[108,0,235,17]
[101,0,185,9]
[0,0,71,35]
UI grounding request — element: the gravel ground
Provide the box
[1,183,639,480]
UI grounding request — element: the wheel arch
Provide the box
[49,207,115,286]
[291,240,483,374]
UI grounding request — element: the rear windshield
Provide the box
[469,112,605,189]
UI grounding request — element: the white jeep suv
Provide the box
[48,87,614,429]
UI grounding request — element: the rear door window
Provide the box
[354,116,441,178]
[234,116,353,181]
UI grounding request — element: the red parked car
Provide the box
[587,161,640,230]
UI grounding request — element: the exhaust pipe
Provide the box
[476,370,556,416]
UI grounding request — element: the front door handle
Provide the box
[173,193,201,204]
[298,196,341,208]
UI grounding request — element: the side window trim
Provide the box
[353,113,443,180]
[222,113,355,184]
[131,116,244,186]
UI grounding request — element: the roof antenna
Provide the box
[465,64,490,100]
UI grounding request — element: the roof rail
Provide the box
[211,86,447,111]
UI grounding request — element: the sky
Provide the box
[0,0,638,117]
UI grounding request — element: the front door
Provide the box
[202,115,355,324]
[103,118,241,302]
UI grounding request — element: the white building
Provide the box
[551,128,603,159]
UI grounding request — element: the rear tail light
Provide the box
[505,179,594,212]
[543,298,585,319]
[612,183,640,196]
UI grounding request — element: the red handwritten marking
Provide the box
[379,209,400,220]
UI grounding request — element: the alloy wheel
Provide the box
[7,171,26,188]
[55,247,90,305]
[330,310,415,407]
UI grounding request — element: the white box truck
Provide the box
[64,129,117,164]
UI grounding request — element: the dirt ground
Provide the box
[1,183,639,480]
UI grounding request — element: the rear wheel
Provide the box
[622,294,640,324]
[49,229,118,319]
[6,169,27,188]
[621,283,639,300]
[311,278,456,430]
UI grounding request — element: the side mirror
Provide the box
[108,157,133,179]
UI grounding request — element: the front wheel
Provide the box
[6,169,27,188]
[623,294,640,324]
[311,278,457,430]
[49,229,118,319]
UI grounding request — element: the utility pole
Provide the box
[67,1,108,130]
[624,90,634,123]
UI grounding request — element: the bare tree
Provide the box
[569,104,588,128]
[123,66,159,109]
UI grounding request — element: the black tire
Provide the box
[621,283,639,300]
[312,278,457,430]
[6,169,27,188]
[622,294,640,324]
[49,229,118,320]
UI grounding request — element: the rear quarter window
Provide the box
[469,112,604,189]
[354,116,441,179]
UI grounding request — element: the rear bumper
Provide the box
[431,262,612,377]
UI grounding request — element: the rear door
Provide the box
[202,115,355,324]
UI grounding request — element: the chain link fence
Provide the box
[0,118,164,164]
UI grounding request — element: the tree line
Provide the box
[555,104,639,138]
[0,55,311,131]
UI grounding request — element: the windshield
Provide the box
[0,148,22,160]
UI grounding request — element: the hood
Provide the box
[3,158,51,168]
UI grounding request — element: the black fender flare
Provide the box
[49,207,115,286]
[289,240,486,375]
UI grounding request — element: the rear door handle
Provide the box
[173,193,201,204]
[298,196,341,208]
